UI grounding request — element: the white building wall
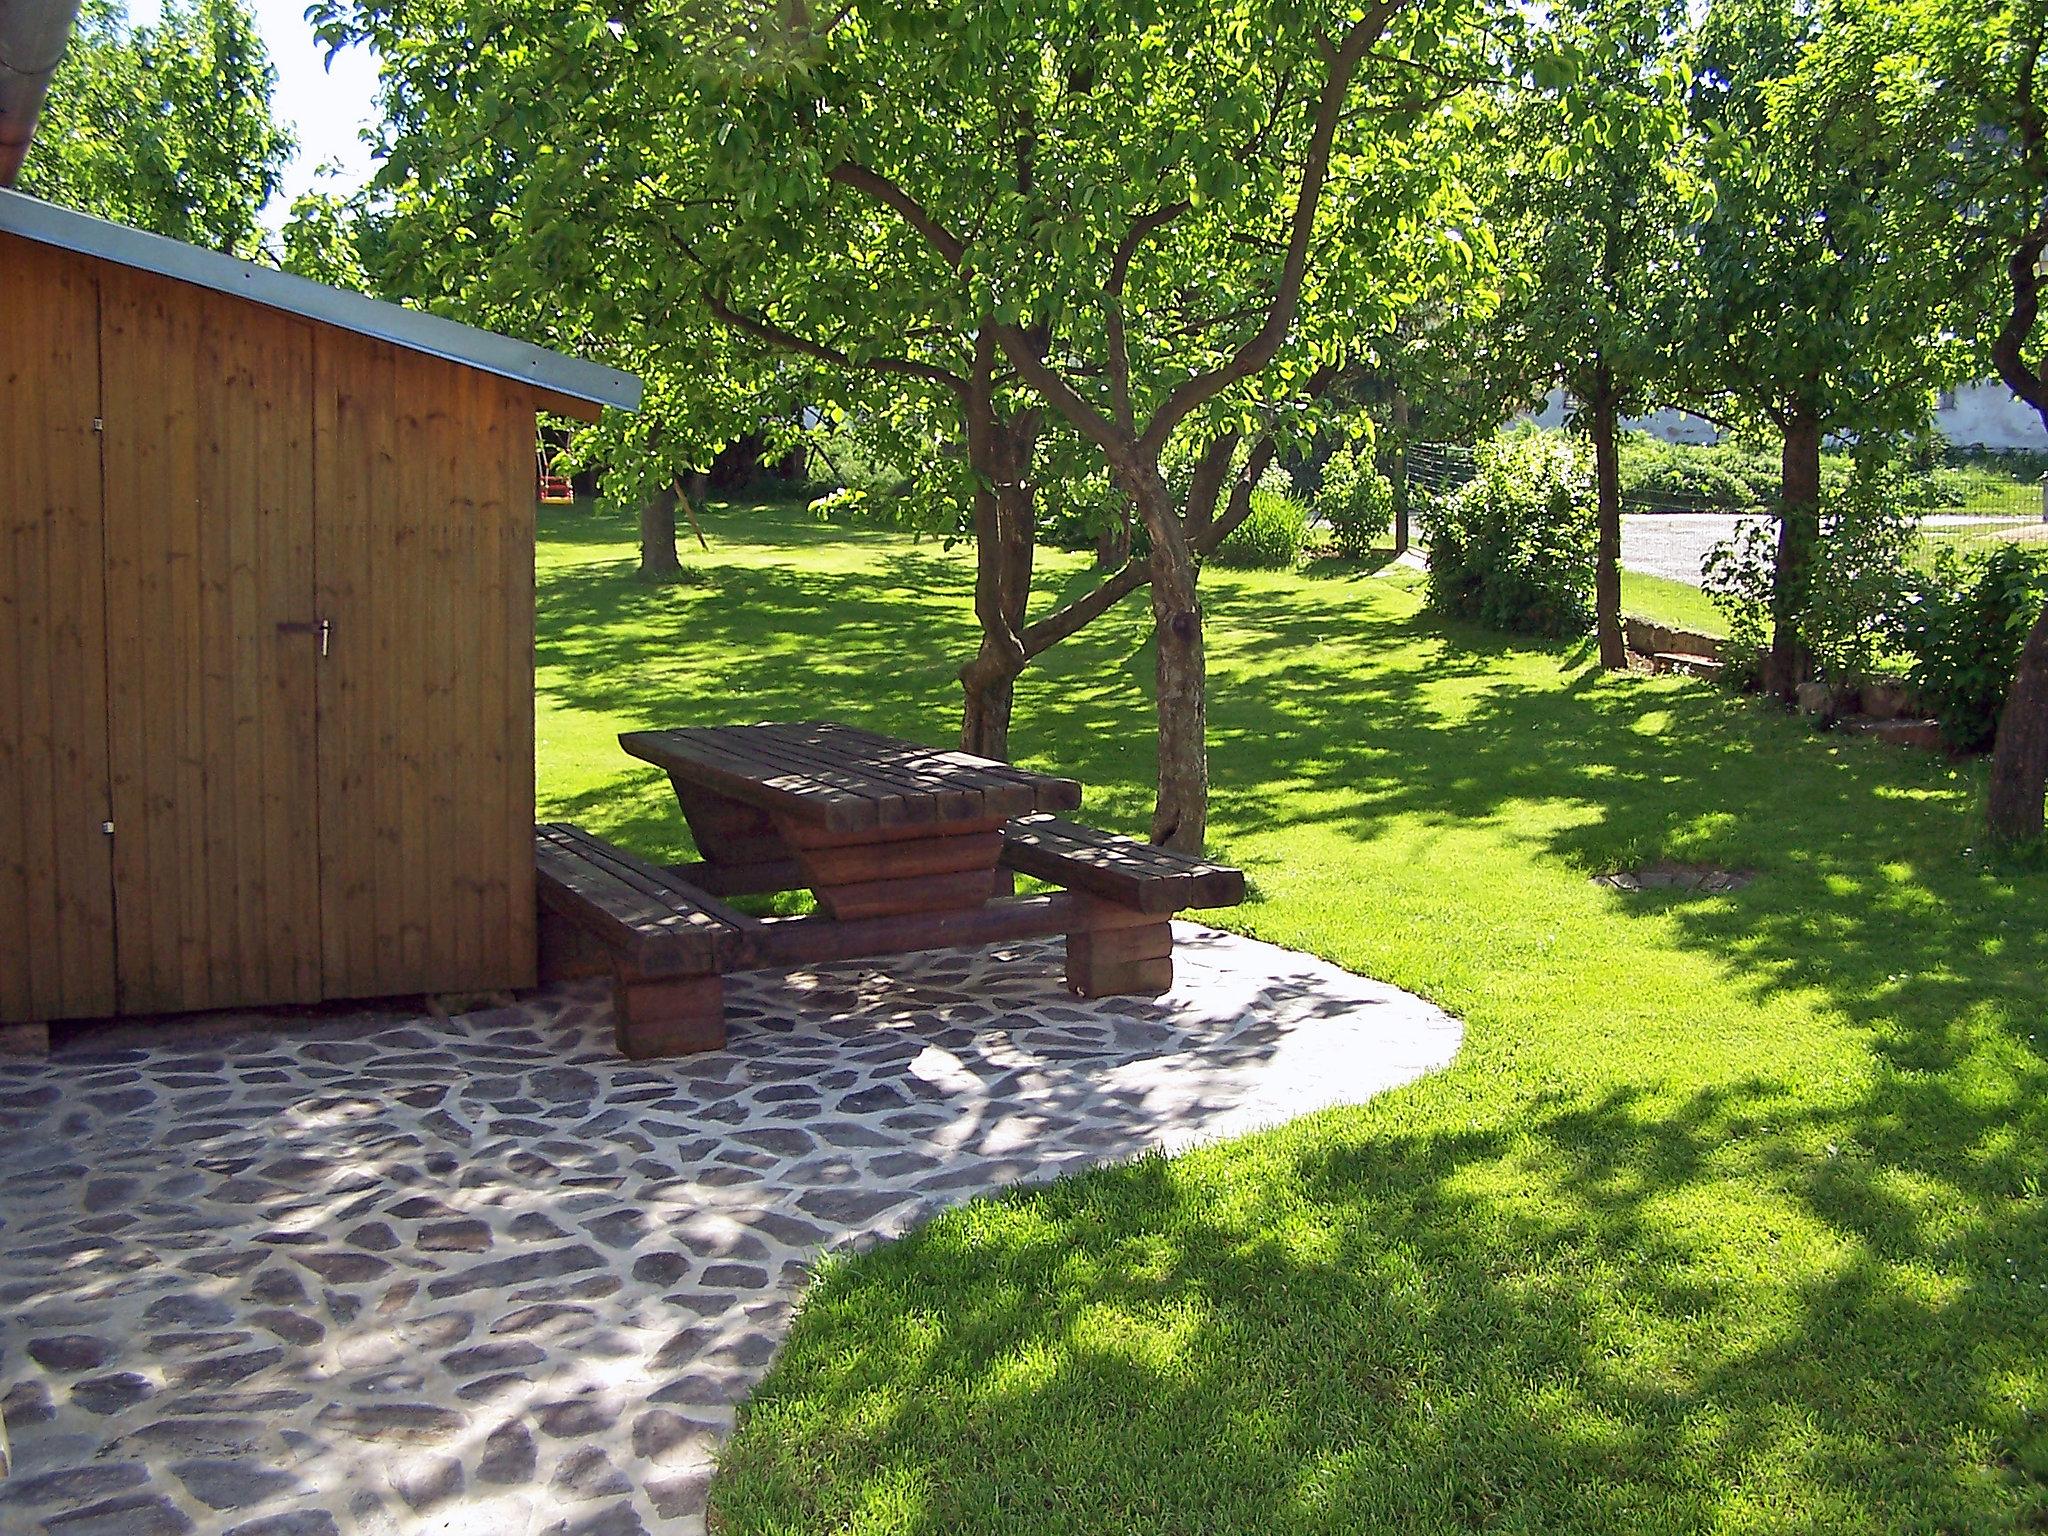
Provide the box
[1525,388,1721,444]
[1937,380,2048,451]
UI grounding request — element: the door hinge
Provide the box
[101,820,114,836]
[92,418,104,434]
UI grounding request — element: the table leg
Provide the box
[669,780,803,893]
[777,818,1008,921]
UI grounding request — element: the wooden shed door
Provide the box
[0,237,118,1021]
[98,268,324,1013]
[314,338,537,998]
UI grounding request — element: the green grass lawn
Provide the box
[1621,570,1730,638]
[1916,517,2048,573]
[537,499,2047,1535]
[1935,463,2046,520]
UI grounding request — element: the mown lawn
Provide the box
[537,499,2046,1536]
[1917,517,2048,572]
[1621,570,1729,637]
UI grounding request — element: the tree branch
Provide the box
[1135,3,1402,458]
[706,291,969,397]
[1106,200,1192,431]
[1015,370,1333,658]
[828,160,968,267]
[1994,21,2048,420]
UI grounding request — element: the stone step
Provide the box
[1651,651,1724,679]
[1840,717,1947,751]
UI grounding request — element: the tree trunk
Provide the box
[1590,370,1625,670]
[1095,504,1132,569]
[1149,548,1207,853]
[959,471,1034,760]
[1767,409,1822,702]
[639,486,684,581]
[957,363,1040,761]
[959,650,1019,759]
[1987,599,2048,845]
[1389,386,1411,557]
[1116,464,1207,853]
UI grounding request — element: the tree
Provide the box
[315,0,1494,850]
[1805,0,2048,841]
[1973,0,2048,844]
[1490,0,1698,668]
[21,0,292,257]
[1681,0,1964,700]
[573,351,804,584]
[278,181,376,291]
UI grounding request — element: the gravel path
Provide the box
[0,928,1461,1535]
[1620,513,1763,586]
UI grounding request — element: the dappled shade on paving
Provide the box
[0,929,1456,1535]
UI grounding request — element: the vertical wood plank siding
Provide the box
[98,264,322,1014]
[316,337,537,999]
[0,233,117,1020]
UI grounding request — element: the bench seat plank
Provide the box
[535,824,753,974]
[999,816,1246,915]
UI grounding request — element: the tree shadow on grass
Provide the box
[538,507,2044,1060]
[536,510,2047,1531]
[715,1050,2046,1533]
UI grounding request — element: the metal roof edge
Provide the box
[0,188,642,412]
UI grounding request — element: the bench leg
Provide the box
[610,967,726,1058]
[1065,921,1175,999]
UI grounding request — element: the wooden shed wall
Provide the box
[0,238,117,1022]
[0,230,538,1023]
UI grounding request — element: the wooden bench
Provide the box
[534,814,1247,1058]
[999,815,1246,998]
[534,823,757,1058]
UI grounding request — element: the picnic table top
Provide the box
[619,720,1084,835]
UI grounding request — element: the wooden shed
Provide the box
[0,189,641,1031]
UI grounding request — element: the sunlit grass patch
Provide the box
[535,498,2048,1535]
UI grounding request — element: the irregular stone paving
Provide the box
[0,926,1461,1536]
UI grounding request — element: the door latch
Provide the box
[277,618,332,657]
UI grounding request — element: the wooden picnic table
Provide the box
[620,720,1084,920]
[536,722,1244,1057]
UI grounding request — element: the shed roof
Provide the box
[0,187,641,413]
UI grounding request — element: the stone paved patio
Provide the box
[0,926,1461,1536]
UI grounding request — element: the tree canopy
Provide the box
[23,0,292,258]
[300,0,2048,841]
[317,0,1507,845]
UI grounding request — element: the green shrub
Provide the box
[1701,466,1921,691]
[1315,446,1393,559]
[1699,518,1775,688]
[1421,431,1596,636]
[1617,433,1783,511]
[1903,544,2048,750]
[1613,432,1878,513]
[1214,488,1309,570]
